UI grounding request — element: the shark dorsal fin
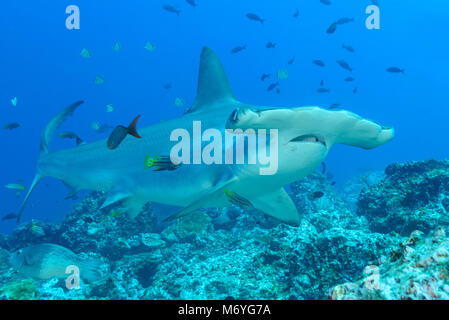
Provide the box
[186,47,235,114]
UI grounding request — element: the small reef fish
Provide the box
[293,8,299,18]
[5,184,26,191]
[186,0,196,7]
[320,0,331,5]
[336,17,355,25]
[164,83,172,90]
[261,73,270,82]
[246,13,264,24]
[288,57,295,65]
[80,48,92,58]
[224,189,253,209]
[320,80,324,86]
[4,122,20,130]
[94,76,105,85]
[326,22,337,34]
[321,162,327,174]
[175,97,185,107]
[276,88,280,94]
[267,82,279,92]
[387,67,405,74]
[342,44,355,53]
[313,60,325,67]
[337,60,352,72]
[144,42,156,52]
[113,42,121,51]
[11,97,18,107]
[231,44,246,54]
[162,4,181,15]
[328,103,341,109]
[144,155,181,171]
[106,104,114,113]
[345,76,355,82]
[58,132,85,146]
[1,213,18,221]
[353,87,358,94]
[317,88,330,93]
[277,69,289,80]
[308,191,325,200]
[91,122,113,133]
[266,42,276,49]
[9,243,103,282]
[107,115,142,150]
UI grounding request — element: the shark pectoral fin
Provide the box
[251,188,302,226]
[100,187,131,210]
[164,176,238,222]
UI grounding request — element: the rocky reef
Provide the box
[1,159,449,300]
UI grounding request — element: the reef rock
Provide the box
[358,159,449,235]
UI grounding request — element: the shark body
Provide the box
[17,47,394,224]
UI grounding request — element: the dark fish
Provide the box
[342,44,355,53]
[321,162,326,174]
[317,88,330,93]
[320,0,331,5]
[246,13,264,24]
[320,80,324,86]
[328,103,341,109]
[288,57,295,65]
[313,60,325,67]
[162,4,181,15]
[326,22,337,34]
[164,83,172,89]
[267,82,279,92]
[331,181,336,186]
[336,17,355,25]
[265,42,276,49]
[308,191,325,200]
[1,213,18,221]
[345,76,355,82]
[353,87,358,94]
[276,88,280,94]
[293,8,299,18]
[261,73,270,81]
[3,122,20,130]
[337,60,352,72]
[107,115,142,150]
[58,131,84,146]
[185,0,196,7]
[387,67,405,74]
[231,44,246,54]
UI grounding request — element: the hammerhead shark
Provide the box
[17,47,394,224]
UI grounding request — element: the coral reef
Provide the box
[330,227,449,300]
[358,159,449,235]
[1,159,448,300]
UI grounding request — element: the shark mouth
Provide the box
[289,134,327,147]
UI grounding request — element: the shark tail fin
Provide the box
[16,174,42,222]
[17,100,84,223]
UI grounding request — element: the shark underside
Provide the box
[17,47,394,225]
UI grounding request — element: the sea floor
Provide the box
[1,159,449,300]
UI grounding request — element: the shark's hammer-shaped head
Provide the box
[226,105,394,181]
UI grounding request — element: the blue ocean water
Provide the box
[0,0,447,239]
